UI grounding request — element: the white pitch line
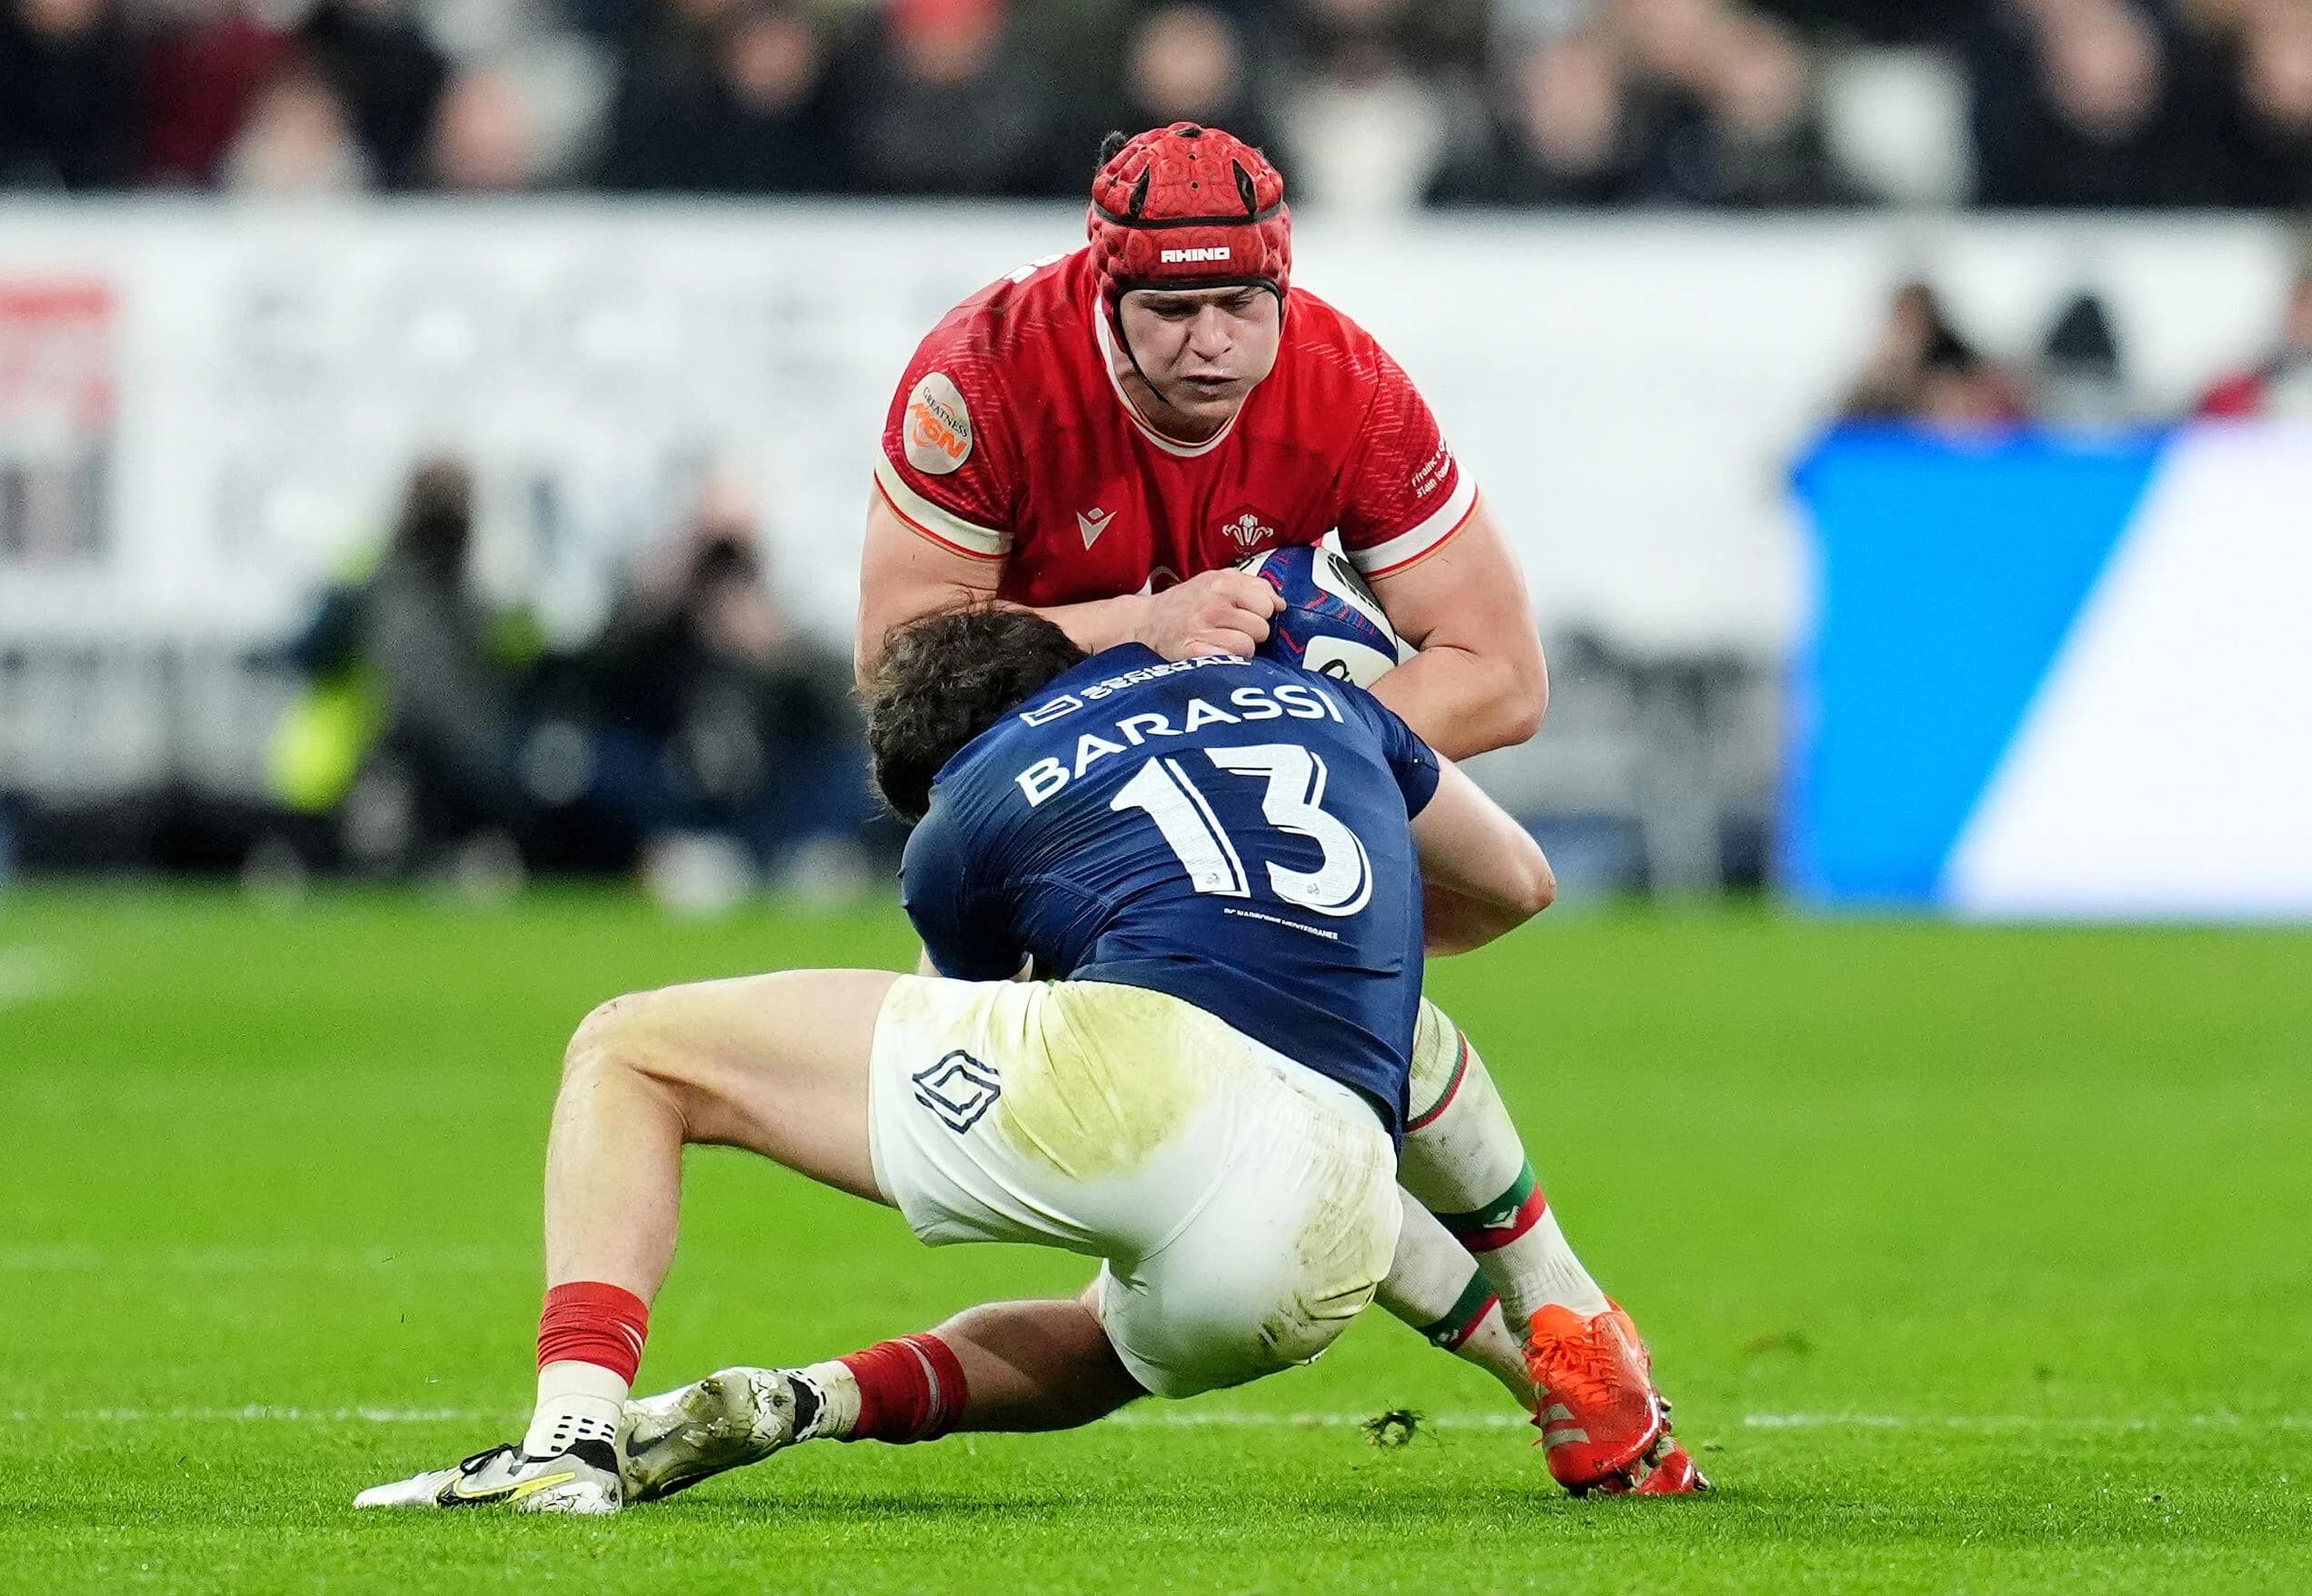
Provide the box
[0,1244,528,1273]
[4,1407,2303,1431]
[1740,1412,2309,1431]
[2,1407,497,1424]
[1104,1411,1527,1431]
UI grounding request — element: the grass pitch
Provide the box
[4,886,2307,1592]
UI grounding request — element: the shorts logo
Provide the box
[1160,246,1231,264]
[912,1050,1002,1132]
[1221,512,1274,551]
[903,372,973,476]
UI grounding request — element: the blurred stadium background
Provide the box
[5,4,2310,1589]
[0,0,2307,910]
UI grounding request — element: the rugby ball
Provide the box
[1239,544,1407,688]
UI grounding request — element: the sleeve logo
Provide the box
[904,371,974,475]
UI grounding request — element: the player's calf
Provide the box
[1399,1000,1611,1328]
[624,1291,1150,1501]
[1376,1193,1536,1406]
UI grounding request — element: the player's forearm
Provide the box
[1021,594,1148,655]
[1408,760,1555,952]
[1422,883,1531,956]
[1370,643,1548,761]
[859,592,1144,684]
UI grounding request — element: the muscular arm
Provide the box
[856,489,1279,684]
[1410,757,1556,954]
[1366,502,1548,761]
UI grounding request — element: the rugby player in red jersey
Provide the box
[631,124,1701,1497]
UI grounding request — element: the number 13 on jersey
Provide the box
[1111,743,1374,918]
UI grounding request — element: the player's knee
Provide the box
[563,991,660,1088]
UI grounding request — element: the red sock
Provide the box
[537,1281,651,1384]
[838,1333,969,1443]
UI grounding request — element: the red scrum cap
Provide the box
[1087,123,1291,317]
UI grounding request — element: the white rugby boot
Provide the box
[354,1440,623,1515]
[620,1367,815,1503]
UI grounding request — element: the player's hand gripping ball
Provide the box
[1238,544,1408,687]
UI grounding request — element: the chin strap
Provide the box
[1110,301,1158,393]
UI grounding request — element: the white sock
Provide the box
[1513,1209,1611,1321]
[522,1360,628,1457]
[1376,1192,1537,1405]
[1400,999,1610,1328]
[793,1360,862,1441]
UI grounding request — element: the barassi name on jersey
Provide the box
[1012,663,1352,808]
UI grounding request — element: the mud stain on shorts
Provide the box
[997,983,1205,1182]
[1290,1100,1397,1331]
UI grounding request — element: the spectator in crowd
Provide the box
[1838,278,2029,428]
[583,476,874,901]
[1613,0,1733,95]
[2034,287,2133,423]
[5,0,2306,209]
[842,0,1061,196]
[219,56,374,195]
[1430,28,1653,205]
[425,66,541,191]
[274,457,546,877]
[0,0,140,190]
[2224,0,2312,207]
[1281,0,1465,214]
[705,2,847,189]
[298,0,452,189]
[1121,5,1279,159]
[596,0,735,189]
[1970,0,2226,208]
[138,0,290,186]
[1658,9,1858,206]
[2197,265,2312,417]
[599,0,849,193]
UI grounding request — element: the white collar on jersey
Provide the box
[1092,308,1247,459]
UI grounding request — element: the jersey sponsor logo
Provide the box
[1221,511,1275,551]
[903,372,973,476]
[1159,246,1231,264]
[1013,654,1246,734]
[912,1050,1001,1133]
[1077,506,1114,549]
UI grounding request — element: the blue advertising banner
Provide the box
[1785,424,2312,919]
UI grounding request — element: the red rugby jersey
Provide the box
[874,249,1479,605]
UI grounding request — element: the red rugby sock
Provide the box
[837,1333,969,1443]
[536,1280,651,1383]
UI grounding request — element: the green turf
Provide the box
[4,886,2307,1592]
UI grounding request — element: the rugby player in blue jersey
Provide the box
[357,606,1592,1514]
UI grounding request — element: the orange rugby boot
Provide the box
[1525,1302,1708,1496]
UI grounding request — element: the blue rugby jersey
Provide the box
[900,644,1440,1137]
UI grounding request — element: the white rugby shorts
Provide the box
[867,974,1400,1400]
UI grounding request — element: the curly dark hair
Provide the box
[863,606,1090,823]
